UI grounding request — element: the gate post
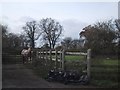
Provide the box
[55,50,58,69]
[50,49,52,61]
[62,49,65,70]
[87,49,91,79]
[49,49,52,69]
[42,50,44,60]
[39,50,42,59]
[46,50,48,60]
[60,49,62,69]
[36,51,38,59]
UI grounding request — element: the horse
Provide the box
[21,47,32,64]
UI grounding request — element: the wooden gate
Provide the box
[35,49,91,79]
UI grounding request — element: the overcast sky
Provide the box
[1,1,118,40]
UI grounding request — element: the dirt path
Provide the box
[2,64,97,88]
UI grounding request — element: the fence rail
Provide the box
[66,52,87,55]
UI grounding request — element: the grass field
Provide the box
[51,55,85,61]
[65,55,85,61]
[23,55,119,88]
[91,57,119,65]
[90,57,119,88]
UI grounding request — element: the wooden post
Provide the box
[55,50,58,69]
[45,50,48,65]
[36,51,38,59]
[46,50,48,60]
[87,49,91,79]
[42,50,44,60]
[49,49,52,69]
[60,50,62,69]
[62,49,65,70]
[50,49,52,61]
[39,50,41,59]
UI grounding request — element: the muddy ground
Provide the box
[2,63,98,88]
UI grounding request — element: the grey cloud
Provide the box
[19,16,35,23]
[61,19,88,39]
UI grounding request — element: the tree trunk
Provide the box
[31,39,35,48]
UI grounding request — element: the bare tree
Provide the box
[39,18,63,49]
[71,39,81,49]
[115,19,120,56]
[2,24,8,49]
[23,20,42,48]
[115,19,120,31]
[61,37,82,50]
[61,37,72,50]
[18,34,29,47]
[115,19,120,44]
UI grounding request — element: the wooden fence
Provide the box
[35,49,91,79]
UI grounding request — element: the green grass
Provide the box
[65,55,85,61]
[24,55,119,88]
[90,79,118,88]
[51,55,85,61]
[64,56,119,87]
[89,57,119,87]
[91,67,118,72]
[102,59,118,65]
[3,52,119,87]
[91,58,119,66]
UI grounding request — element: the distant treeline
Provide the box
[1,18,120,56]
